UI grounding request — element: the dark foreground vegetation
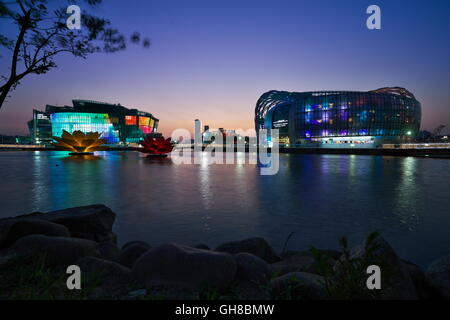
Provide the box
[0,205,449,300]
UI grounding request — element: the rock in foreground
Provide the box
[76,256,132,297]
[333,234,418,300]
[0,219,70,248]
[12,234,100,266]
[1,205,449,301]
[402,260,436,300]
[427,254,450,299]
[273,250,338,276]
[133,243,237,290]
[270,272,326,300]
[11,204,116,243]
[215,237,281,263]
[117,241,151,268]
[235,252,271,285]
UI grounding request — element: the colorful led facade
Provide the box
[255,87,421,147]
[51,112,120,144]
[29,100,159,145]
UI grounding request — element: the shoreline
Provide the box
[1,146,450,159]
[1,205,449,300]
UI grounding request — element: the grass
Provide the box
[0,253,107,300]
[310,231,387,300]
[0,232,394,300]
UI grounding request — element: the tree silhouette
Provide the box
[0,0,150,110]
[433,125,446,137]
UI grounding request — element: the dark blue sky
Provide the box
[1,0,449,135]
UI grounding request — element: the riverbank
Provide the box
[279,146,450,159]
[2,144,450,159]
[0,144,50,151]
[0,205,449,300]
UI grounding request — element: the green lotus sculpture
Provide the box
[52,130,108,155]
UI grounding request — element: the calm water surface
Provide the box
[1,151,449,267]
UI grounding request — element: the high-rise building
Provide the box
[28,110,53,145]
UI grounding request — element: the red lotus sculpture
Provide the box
[137,136,177,156]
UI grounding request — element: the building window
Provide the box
[125,116,137,125]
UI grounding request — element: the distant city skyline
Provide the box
[1,0,449,137]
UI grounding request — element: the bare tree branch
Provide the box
[0,0,151,110]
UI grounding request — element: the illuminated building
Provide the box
[28,110,53,145]
[255,87,421,148]
[28,100,159,145]
[202,126,242,144]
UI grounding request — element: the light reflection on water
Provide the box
[1,151,450,267]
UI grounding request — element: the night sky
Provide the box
[1,0,449,137]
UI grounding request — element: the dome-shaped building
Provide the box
[255,87,421,148]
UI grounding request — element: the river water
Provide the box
[1,151,449,267]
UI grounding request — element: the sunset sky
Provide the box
[1,0,449,137]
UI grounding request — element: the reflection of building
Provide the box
[255,87,422,148]
[28,100,159,145]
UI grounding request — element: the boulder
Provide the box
[235,252,271,285]
[233,281,271,300]
[12,234,100,266]
[273,250,336,276]
[215,238,281,263]
[232,253,272,300]
[7,205,116,243]
[133,243,237,290]
[97,241,120,261]
[0,249,17,270]
[122,241,151,251]
[281,249,341,261]
[117,242,151,268]
[426,254,450,299]
[333,234,418,300]
[402,260,436,300]
[0,219,70,248]
[76,256,132,294]
[270,272,326,300]
[0,216,44,247]
[192,244,210,250]
[0,223,12,249]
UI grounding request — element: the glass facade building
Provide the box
[50,112,120,144]
[28,100,159,145]
[27,110,53,145]
[255,87,422,148]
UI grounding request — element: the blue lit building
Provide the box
[255,87,422,148]
[28,100,159,145]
